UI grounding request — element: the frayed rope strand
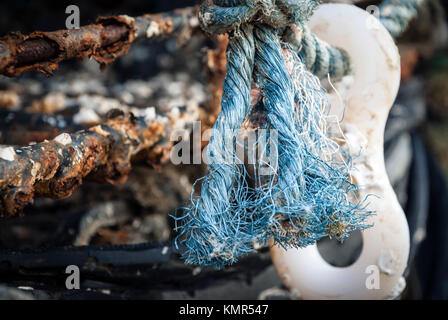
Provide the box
[173,0,401,268]
[254,42,372,247]
[173,24,256,268]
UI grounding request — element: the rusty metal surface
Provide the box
[0,103,199,217]
[0,6,199,77]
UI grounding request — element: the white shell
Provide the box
[54,133,72,146]
[0,146,16,162]
[270,4,410,300]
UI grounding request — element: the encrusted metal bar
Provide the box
[0,104,199,217]
[0,6,199,77]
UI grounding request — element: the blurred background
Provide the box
[0,0,447,300]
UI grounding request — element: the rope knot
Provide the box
[199,0,318,34]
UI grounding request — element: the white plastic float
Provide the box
[270,4,410,300]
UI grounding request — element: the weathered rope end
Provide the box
[173,0,373,268]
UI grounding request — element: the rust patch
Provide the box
[0,111,183,217]
[0,6,200,77]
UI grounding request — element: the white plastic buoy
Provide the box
[270,4,410,300]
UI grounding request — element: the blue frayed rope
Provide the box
[173,0,420,269]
